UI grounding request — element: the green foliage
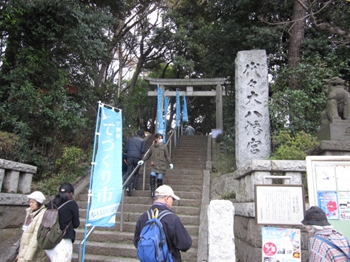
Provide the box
[36,169,87,196]
[270,130,320,160]
[269,53,348,135]
[118,78,154,135]
[55,146,83,173]
[215,134,224,143]
[38,146,89,195]
[221,191,236,200]
[0,131,31,163]
[0,0,114,175]
[216,151,236,174]
[222,93,235,153]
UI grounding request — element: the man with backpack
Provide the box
[134,185,192,262]
[301,206,350,261]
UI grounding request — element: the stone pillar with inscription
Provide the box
[235,50,271,169]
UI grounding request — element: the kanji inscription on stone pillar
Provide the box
[235,50,271,169]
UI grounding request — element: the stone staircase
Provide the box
[72,135,208,261]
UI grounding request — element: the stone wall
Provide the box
[0,193,29,261]
[211,160,310,262]
[0,158,37,194]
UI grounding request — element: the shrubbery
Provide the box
[270,130,320,160]
[0,131,32,163]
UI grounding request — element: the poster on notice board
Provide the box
[262,227,301,262]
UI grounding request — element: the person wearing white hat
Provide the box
[17,191,47,262]
[134,185,192,262]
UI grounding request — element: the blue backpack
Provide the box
[137,208,174,262]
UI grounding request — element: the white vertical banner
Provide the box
[87,105,123,227]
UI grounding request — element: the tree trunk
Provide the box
[288,0,307,89]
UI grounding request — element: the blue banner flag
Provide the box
[157,86,165,136]
[87,104,123,227]
[176,90,180,126]
[182,96,188,122]
[163,97,169,141]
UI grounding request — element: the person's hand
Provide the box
[138,160,144,165]
[169,163,174,169]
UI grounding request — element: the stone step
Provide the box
[76,220,199,236]
[140,168,205,177]
[168,160,206,165]
[78,204,200,221]
[170,152,207,157]
[173,146,207,151]
[72,254,139,262]
[77,210,200,226]
[72,241,197,262]
[116,203,201,216]
[123,184,203,193]
[75,229,199,248]
[168,163,206,169]
[136,174,205,184]
[72,135,207,262]
[77,190,202,202]
[77,185,202,199]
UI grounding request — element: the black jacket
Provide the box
[126,135,146,159]
[58,200,80,242]
[134,203,192,262]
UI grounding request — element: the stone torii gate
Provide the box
[145,77,227,132]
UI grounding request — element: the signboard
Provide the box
[255,185,304,225]
[306,156,350,239]
[262,227,301,262]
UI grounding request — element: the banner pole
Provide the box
[79,102,102,262]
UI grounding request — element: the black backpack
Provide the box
[37,200,72,249]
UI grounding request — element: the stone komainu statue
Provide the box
[321,77,350,125]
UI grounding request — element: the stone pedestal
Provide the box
[317,123,350,155]
[319,140,350,156]
[317,123,350,141]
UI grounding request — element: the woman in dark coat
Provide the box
[45,182,80,261]
[139,133,173,197]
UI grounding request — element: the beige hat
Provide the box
[155,185,180,200]
[27,191,46,204]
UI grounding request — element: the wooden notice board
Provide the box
[306,156,350,239]
[255,184,305,225]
